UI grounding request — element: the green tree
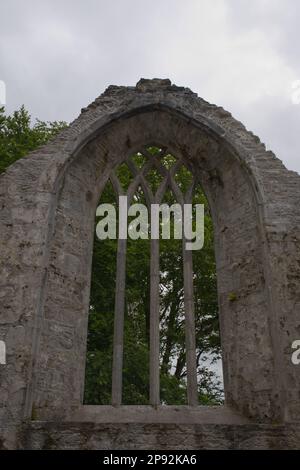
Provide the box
[0,105,66,174]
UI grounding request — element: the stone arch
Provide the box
[1,79,300,448]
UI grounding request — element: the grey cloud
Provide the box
[0,0,299,173]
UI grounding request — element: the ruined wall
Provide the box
[1,79,300,449]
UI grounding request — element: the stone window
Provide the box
[84,146,222,406]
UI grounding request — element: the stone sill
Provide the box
[68,405,249,425]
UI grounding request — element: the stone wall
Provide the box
[0,79,300,449]
[17,422,300,450]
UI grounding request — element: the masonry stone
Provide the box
[0,79,300,449]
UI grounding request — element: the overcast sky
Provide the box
[1,0,299,173]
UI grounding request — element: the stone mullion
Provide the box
[169,173,198,406]
[110,172,126,406]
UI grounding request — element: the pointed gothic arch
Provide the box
[1,79,300,448]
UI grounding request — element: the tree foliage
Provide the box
[0,105,66,174]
